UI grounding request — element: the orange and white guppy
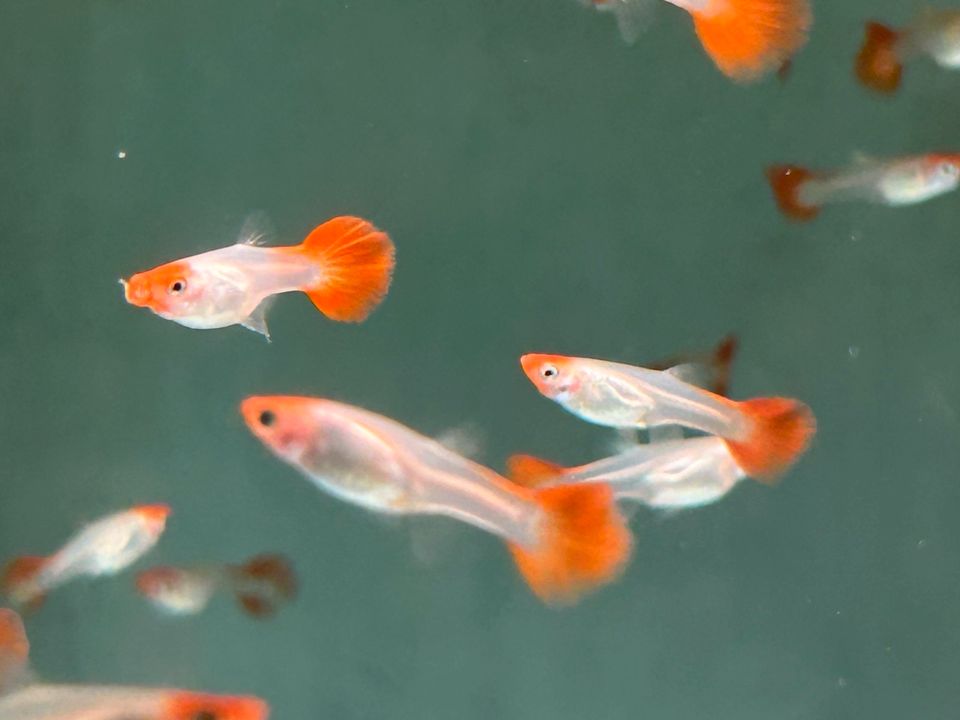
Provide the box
[582,0,811,82]
[520,353,815,483]
[240,396,632,605]
[123,216,395,339]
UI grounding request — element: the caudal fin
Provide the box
[163,692,269,720]
[508,484,632,605]
[766,165,820,221]
[296,216,395,322]
[855,22,902,94]
[506,454,566,488]
[231,554,298,619]
[0,608,29,692]
[689,0,811,82]
[1,558,47,612]
[725,397,816,484]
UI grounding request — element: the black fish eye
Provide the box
[259,410,276,427]
[169,279,186,295]
[542,365,558,379]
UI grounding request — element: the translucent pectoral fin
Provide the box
[241,299,274,341]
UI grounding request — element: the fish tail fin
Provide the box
[508,484,632,605]
[725,398,816,484]
[765,165,820,221]
[1,557,48,612]
[163,692,269,720]
[295,216,395,322]
[709,334,739,397]
[689,0,811,82]
[506,454,566,488]
[855,21,902,94]
[232,554,298,619]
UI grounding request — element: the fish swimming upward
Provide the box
[582,0,811,82]
[240,396,632,605]
[856,9,960,94]
[136,554,297,618]
[520,354,815,483]
[508,435,749,509]
[122,216,395,339]
[0,608,267,720]
[1,505,170,611]
[766,154,960,221]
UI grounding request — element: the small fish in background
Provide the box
[0,608,268,719]
[766,154,960,221]
[1,505,170,611]
[581,0,811,82]
[855,9,960,94]
[122,215,395,340]
[520,350,815,483]
[240,396,632,605]
[136,554,297,619]
[508,435,748,509]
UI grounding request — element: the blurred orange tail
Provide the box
[163,692,269,720]
[508,484,632,605]
[689,0,811,82]
[766,165,820,221]
[232,554,298,619]
[0,608,28,664]
[855,22,902,94]
[295,216,395,322]
[506,454,565,488]
[725,398,816,484]
[1,557,47,612]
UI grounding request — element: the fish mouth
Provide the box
[120,276,152,307]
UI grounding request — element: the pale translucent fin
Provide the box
[241,299,273,341]
[236,211,275,247]
[649,425,685,443]
[408,516,463,568]
[605,427,642,455]
[607,0,656,44]
[435,424,484,459]
[850,151,880,168]
[664,362,709,387]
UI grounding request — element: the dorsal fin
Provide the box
[236,211,275,247]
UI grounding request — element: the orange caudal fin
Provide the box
[163,692,269,720]
[855,22,902,94]
[232,554,297,619]
[766,165,820,221]
[506,454,566,488]
[689,0,812,82]
[508,484,632,605]
[296,216,395,322]
[725,397,816,484]
[0,608,29,693]
[1,557,47,612]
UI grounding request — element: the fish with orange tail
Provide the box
[1,505,170,612]
[122,215,395,339]
[583,0,811,82]
[766,153,960,221]
[0,607,268,719]
[520,352,815,483]
[136,554,297,619]
[856,10,960,94]
[240,396,632,605]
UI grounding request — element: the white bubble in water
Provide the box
[117,150,127,159]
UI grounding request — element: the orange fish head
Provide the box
[135,566,184,597]
[132,504,171,535]
[121,261,193,314]
[163,692,269,720]
[927,154,960,179]
[241,396,321,459]
[520,354,582,400]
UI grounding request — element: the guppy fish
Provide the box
[122,216,395,339]
[582,0,811,82]
[240,396,632,605]
[0,608,267,720]
[520,354,815,482]
[856,9,960,94]
[1,505,170,611]
[136,554,297,618]
[509,436,748,509]
[766,154,960,221]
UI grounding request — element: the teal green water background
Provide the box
[2,1,960,718]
